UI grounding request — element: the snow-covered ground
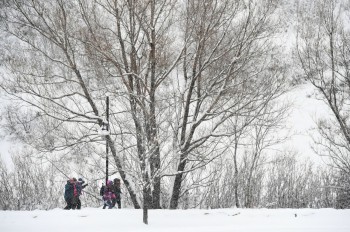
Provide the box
[0,208,349,232]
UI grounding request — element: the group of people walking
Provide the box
[64,178,88,210]
[64,177,122,210]
[100,178,122,209]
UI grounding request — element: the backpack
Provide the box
[73,183,78,197]
[102,180,115,200]
[103,191,116,200]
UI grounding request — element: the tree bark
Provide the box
[169,154,187,209]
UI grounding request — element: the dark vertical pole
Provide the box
[105,96,109,185]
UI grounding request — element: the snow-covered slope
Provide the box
[0,208,349,232]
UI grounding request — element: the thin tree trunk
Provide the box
[149,3,161,208]
[233,129,240,208]
[143,187,150,224]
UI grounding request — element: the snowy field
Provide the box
[0,208,349,232]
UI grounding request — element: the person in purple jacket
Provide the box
[100,180,116,209]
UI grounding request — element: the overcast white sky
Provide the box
[0,136,12,167]
[281,84,330,164]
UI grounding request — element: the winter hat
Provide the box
[78,178,83,182]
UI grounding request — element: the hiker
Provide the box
[112,178,122,209]
[100,180,116,209]
[75,178,88,210]
[64,178,76,210]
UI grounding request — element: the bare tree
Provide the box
[296,0,350,207]
[0,0,291,218]
[0,157,13,210]
[75,0,182,222]
[168,0,288,209]
[263,150,338,208]
[0,0,141,208]
[1,0,184,223]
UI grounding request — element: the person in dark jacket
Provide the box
[100,180,115,209]
[64,178,76,210]
[112,178,122,209]
[75,178,88,210]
